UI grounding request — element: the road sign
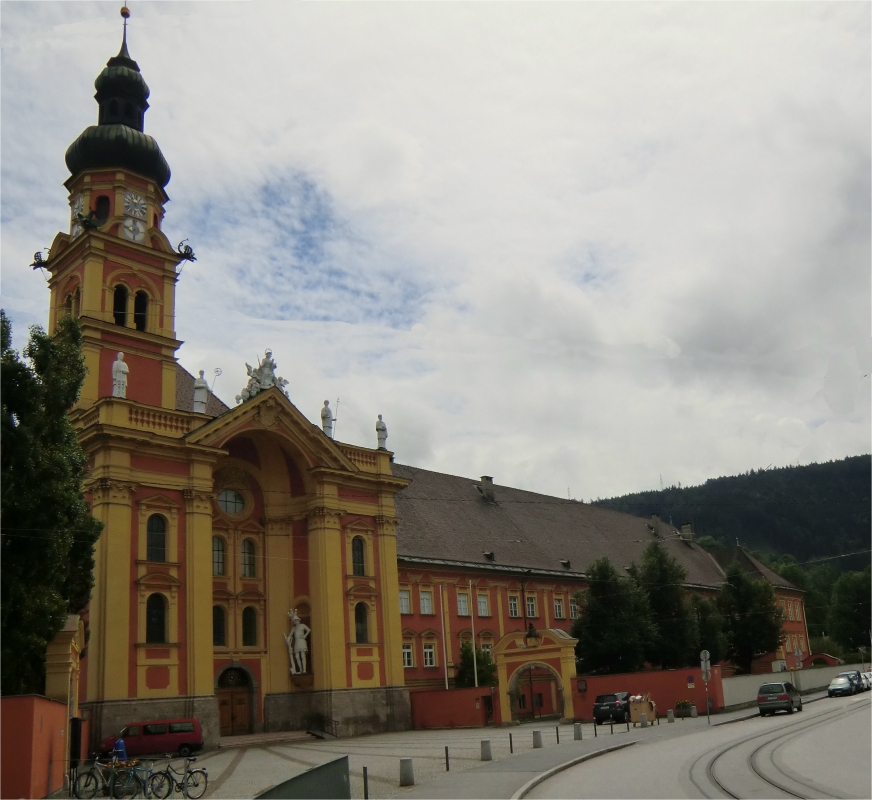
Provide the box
[700,650,710,661]
[702,669,712,682]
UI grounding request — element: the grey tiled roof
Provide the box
[175,364,229,417]
[391,464,729,589]
[711,546,801,592]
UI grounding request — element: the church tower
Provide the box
[45,10,183,410]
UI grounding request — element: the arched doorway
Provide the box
[508,662,564,721]
[217,666,254,736]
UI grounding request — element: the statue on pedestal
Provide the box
[193,370,209,413]
[376,414,388,450]
[282,608,311,675]
[321,401,334,438]
[112,352,129,398]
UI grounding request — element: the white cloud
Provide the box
[1,1,868,499]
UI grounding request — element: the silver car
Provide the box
[757,681,803,715]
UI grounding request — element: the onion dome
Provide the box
[65,17,170,188]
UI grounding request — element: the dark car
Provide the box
[838,671,863,693]
[593,692,631,724]
[828,676,855,697]
[757,681,802,715]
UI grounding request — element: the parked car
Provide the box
[838,671,863,693]
[593,692,631,724]
[757,681,802,715]
[828,676,855,697]
[860,673,871,692]
[864,672,872,690]
[100,718,203,757]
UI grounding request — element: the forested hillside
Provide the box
[594,455,870,570]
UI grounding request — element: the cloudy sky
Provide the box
[2,1,869,500]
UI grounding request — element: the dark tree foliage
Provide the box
[717,563,783,674]
[594,457,871,570]
[828,566,871,651]
[572,557,656,675]
[1,312,102,695]
[630,543,699,669]
[692,595,726,666]
[454,641,498,688]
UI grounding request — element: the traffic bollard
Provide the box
[667,709,674,723]
[640,713,648,728]
[481,740,492,761]
[363,766,369,799]
[594,721,597,737]
[509,732,513,753]
[610,721,613,734]
[573,723,582,741]
[555,725,560,744]
[399,759,415,787]
[626,720,630,732]
[533,730,543,749]
[445,745,450,771]
[690,707,698,719]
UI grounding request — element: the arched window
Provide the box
[212,536,225,576]
[146,594,166,643]
[146,515,166,562]
[95,195,110,224]
[73,287,81,317]
[242,606,257,646]
[134,291,148,332]
[113,285,128,326]
[213,606,226,647]
[352,536,365,576]
[354,602,368,644]
[64,294,74,317]
[241,539,256,578]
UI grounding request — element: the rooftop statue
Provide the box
[236,349,289,404]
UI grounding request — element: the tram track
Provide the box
[690,696,870,799]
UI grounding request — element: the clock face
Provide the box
[70,196,84,237]
[121,217,146,243]
[123,191,147,219]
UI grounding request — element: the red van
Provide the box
[100,718,203,757]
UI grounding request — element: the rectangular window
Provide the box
[569,598,579,619]
[526,596,537,618]
[420,590,433,615]
[212,537,224,576]
[518,693,526,710]
[799,634,805,652]
[554,598,565,619]
[169,722,195,734]
[477,593,489,617]
[399,589,411,615]
[795,602,802,622]
[423,643,436,667]
[481,643,492,654]
[457,592,469,616]
[792,634,798,651]
[143,724,167,736]
[788,603,794,621]
[402,643,414,668]
[508,596,520,618]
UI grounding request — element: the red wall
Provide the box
[1,695,69,799]
[572,666,725,720]
[411,686,502,729]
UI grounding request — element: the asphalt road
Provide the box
[527,694,871,799]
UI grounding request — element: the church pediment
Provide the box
[185,387,357,473]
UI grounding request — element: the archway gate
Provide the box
[491,628,578,723]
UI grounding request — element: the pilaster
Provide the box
[184,486,216,697]
[376,515,404,687]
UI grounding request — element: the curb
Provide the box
[510,742,636,800]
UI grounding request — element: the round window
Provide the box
[217,489,245,515]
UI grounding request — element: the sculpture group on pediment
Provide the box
[236,349,290,404]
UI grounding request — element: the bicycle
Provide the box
[148,756,208,800]
[74,756,120,799]
[110,759,149,799]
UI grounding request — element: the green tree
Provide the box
[692,595,726,665]
[631,542,698,668]
[1,312,102,695]
[572,557,656,675]
[454,641,498,687]
[717,563,783,674]
[828,566,871,651]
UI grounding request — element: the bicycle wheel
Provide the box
[112,768,144,799]
[183,769,208,800]
[74,770,100,799]
[148,771,172,800]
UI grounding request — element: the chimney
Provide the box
[481,476,495,503]
[680,523,694,542]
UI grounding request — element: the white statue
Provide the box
[376,414,388,449]
[236,349,289,403]
[193,370,209,414]
[321,400,334,438]
[282,608,311,675]
[112,352,129,398]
